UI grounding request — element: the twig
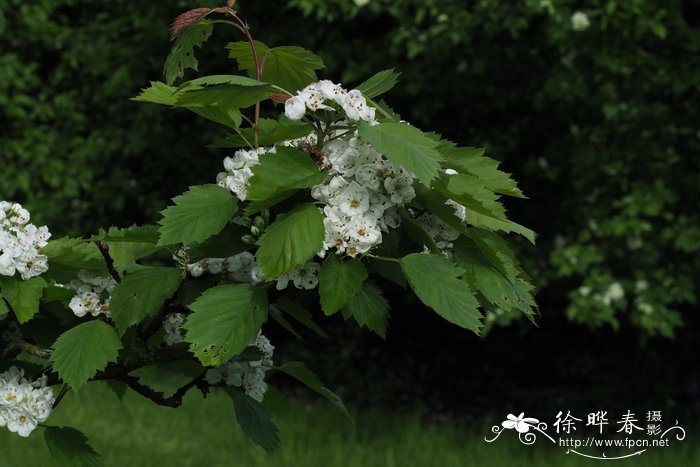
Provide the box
[52,384,69,409]
[121,372,206,408]
[95,241,121,283]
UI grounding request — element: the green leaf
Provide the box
[91,226,162,273]
[274,298,328,338]
[453,237,536,318]
[189,106,243,129]
[91,225,159,244]
[343,283,389,338]
[0,276,47,324]
[243,190,298,218]
[211,117,311,148]
[435,173,535,243]
[227,40,325,92]
[173,76,274,110]
[256,203,324,279]
[357,121,443,186]
[230,389,280,451]
[157,184,237,247]
[400,253,482,334]
[184,284,267,366]
[318,255,368,315]
[131,81,177,105]
[437,142,525,198]
[42,237,107,283]
[399,210,440,253]
[268,305,301,338]
[186,223,249,262]
[164,20,213,85]
[109,267,183,335]
[247,146,326,201]
[276,362,353,425]
[44,426,102,467]
[356,69,400,99]
[412,186,469,235]
[50,320,122,390]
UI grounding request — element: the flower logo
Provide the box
[502,413,540,433]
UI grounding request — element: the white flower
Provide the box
[284,96,306,120]
[276,261,320,290]
[342,89,374,121]
[0,202,51,280]
[204,333,274,402]
[336,181,371,216]
[164,313,185,346]
[571,11,591,31]
[64,271,117,319]
[0,367,54,437]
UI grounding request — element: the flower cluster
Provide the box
[205,333,274,402]
[275,260,320,290]
[216,146,276,202]
[163,313,185,346]
[312,135,416,256]
[284,80,376,123]
[413,198,466,258]
[0,202,51,280]
[65,270,117,318]
[0,367,54,437]
[571,11,591,31]
[184,252,264,284]
[216,134,317,202]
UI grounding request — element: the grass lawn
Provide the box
[0,381,695,466]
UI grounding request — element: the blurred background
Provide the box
[1,0,699,465]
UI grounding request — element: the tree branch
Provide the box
[120,372,206,408]
[95,241,121,283]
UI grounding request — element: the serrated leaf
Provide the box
[91,226,162,273]
[50,320,122,390]
[157,184,237,247]
[412,185,469,235]
[247,146,326,201]
[164,20,213,85]
[356,69,400,99]
[91,225,159,244]
[211,117,312,148]
[227,40,325,92]
[173,76,274,110]
[44,426,102,467]
[343,283,389,338]
[435,173,535,243]
[109,267,183,335]
[229,388,280,451]
[318,255,368,315]
[452,237,535,317]
[0,276,47,324]
[357,121,443,186]
[256,203,324,279]
[184,284,267,366]
[276,361,353,425]
[400,253,482,334]
[274,298,327,338]
[131,81,177,105]
[268,305,301,338]
[437,142,525,198]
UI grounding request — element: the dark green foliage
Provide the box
[3,0,697,337]
[281,0,700,337]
